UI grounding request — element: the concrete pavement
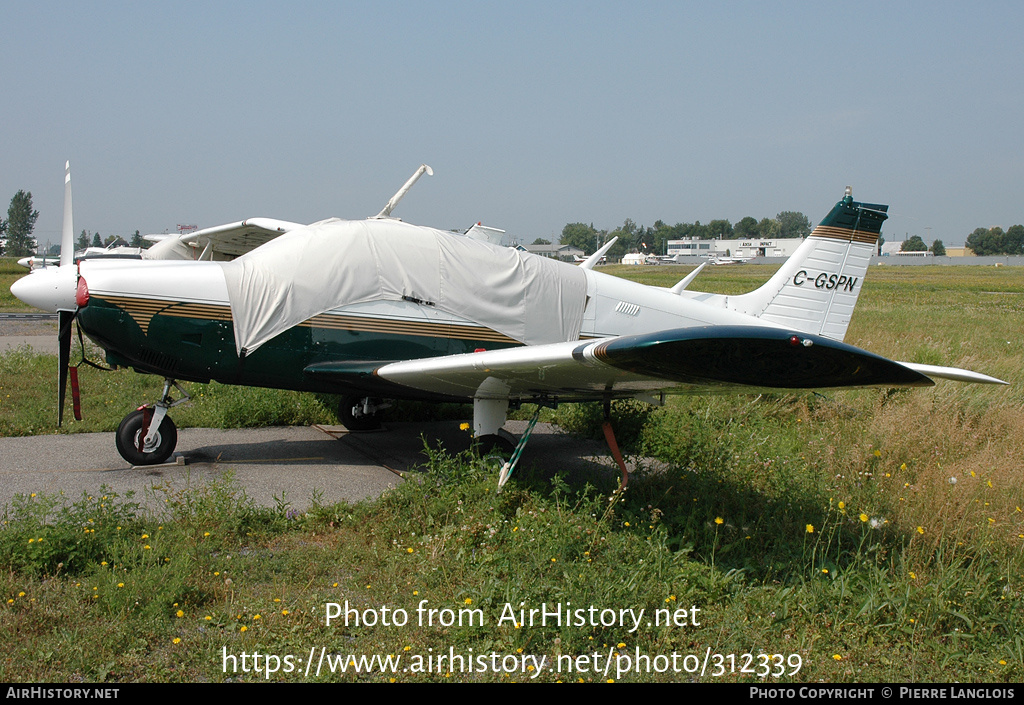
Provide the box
[0,420,620,513]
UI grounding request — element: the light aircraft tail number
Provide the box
[791,270,858,292]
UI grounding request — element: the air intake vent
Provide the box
[138,348,178,373]
[614,301,641,317]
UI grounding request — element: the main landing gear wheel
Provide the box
[339,395,384,431]
[472,429,517,457]
[115,409,178,466]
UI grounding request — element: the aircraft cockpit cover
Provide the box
[218,218,588,356]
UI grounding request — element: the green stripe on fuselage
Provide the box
[78,295,519,397]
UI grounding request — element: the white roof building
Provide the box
[667,237,805,258]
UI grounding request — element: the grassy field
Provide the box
[0,259,1022,682]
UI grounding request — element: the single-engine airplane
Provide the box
[11,166,1006,469]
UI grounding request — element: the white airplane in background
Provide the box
[11,169,1005,476]
[16,255,60,271]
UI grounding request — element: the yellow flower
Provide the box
[624,522,630,527]
[833,654,842,661]
[837,502,845,510]
[253,614,261,620]
[117,583,124,588]
[900,463,907,471]
[714,517,723,525]
[173,638,181,644]
[873,450,881,458]
[240,625,247,633]
[464,598,472,605]
[916,527,925,535]
[860,514,869,523]
[176,610,184,618]
[141,534,149,539]
[282,610,289,616]
[806,524,814,534]
[459,423,470,431]
[909,572,916,579]
[407,548,414,553]
[205,616,212,621]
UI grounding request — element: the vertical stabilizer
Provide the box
[728,188,887,341]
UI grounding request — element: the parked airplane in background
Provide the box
[710,255,751,265]
[11,169,1005,471]
[16,255,59,271]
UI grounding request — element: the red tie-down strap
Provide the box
[69,366,82,421]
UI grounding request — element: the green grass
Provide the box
[1,261,1022,682]
[0,258,37,312]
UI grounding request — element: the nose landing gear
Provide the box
[114,378,190,466]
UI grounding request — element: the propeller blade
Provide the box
[60,161,74,267]
[58,309,74,426]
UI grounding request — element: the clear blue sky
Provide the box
[3,1,1022,248]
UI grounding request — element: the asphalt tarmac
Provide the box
[0,420,621,513]
[0,323,624,513]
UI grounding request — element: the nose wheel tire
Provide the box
[115,409,177,465]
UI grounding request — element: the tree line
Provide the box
[964,225,1024,256]
[0,190,150,257]
[3,186,1022,259]
[560,211,812,257]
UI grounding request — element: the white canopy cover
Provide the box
[218,218,588,356]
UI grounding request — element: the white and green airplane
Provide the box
[12,164,1005,467]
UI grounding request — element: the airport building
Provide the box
[667,237,804,259]
[522,243,584,261]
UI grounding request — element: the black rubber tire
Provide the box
[473,432,517,457]
[339,395,383,431]
[115,409,177,465]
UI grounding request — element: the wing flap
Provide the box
[376,326,936,401]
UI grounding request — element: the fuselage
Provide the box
[74,242,774,401]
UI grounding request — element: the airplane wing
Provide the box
[143,218,305,260]
[373,326,1001,403]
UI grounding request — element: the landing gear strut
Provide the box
[114,378,189,465]
[339,395,388,431]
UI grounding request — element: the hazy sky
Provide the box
[3,2,1022,248]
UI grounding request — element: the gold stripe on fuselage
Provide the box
[809,225,879,245]
[97,296,517,343]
